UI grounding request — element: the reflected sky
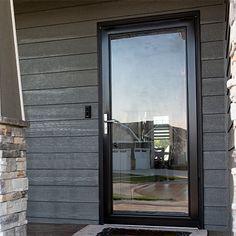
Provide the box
[111,29,187,129]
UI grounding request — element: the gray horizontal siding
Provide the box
[27,201,99,220]
[204,207,229,226]
[15,2,224,29]
[26,120,98,137]
[22,70,98,91]
[201,23,225,42]
[14,0,110,14]
[202,78,225,96]
[204,151,227,170]
[25,103,98,121]
[204,188,228,206]
[15,0,228,230]
[19,36,97,59]
[202,59,225,78]
[17,21,96,44]
[203,114,225,132]
[201,41,224,60]
[20,53,97,75]
[28,186,99,203]
[23,87,98,105]
[203,133,226,151]
[15,4,224,44]
[28,169,98,186]
[27,153,98,170]
[204,225,229,232]
[202,96,225,114]
[204,170,228,188]
[17,16,224,45]
[27,136,98,153]
[27,217,98,225]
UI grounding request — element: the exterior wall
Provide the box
[14,0,228,231]
[0,0,28,235]
[0,119,28,236]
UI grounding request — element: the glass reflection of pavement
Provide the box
[114,168,188,178]
[113,168,188,214]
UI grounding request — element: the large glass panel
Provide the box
[110,29,188,215]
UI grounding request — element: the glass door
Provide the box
[110,28,188,215]
[100,14,201,227]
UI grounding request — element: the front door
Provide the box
[99,13,202,227]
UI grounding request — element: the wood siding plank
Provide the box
[26,120,98,137]
[202,59,225,78]
[14,0,111,14]
[25,103,98,121]
[204,225,229,232]
[202,78,225,96]
[201,41,225,60]
[204,188,228,206]
[20,53,97,75]
[17,21,96,44]
[22,70,98,91]
[201,23,225,42]
[203,151,227,170]
[204,207,229,226]
[27,217,98,225]
[203,133,226,151]
[204,170,228,188]
[15,2,225,29]
[200,4,225,24]
[23,87,98,106]
[27,136,98,153]
[28,169,98,186]
[19,37,97,59]
[17,11,224,45]
[202,96,225,114]
[27,153,98,170]
[28,186,99,203]
[27,201,99,220]
[203,114,225,132]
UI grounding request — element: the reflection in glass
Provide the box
[111,29,188,215]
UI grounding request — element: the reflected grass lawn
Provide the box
[113,193,174,201]
[113,175,181,183]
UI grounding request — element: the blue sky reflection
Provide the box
[111,29,187,129]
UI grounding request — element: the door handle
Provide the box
[104,119,116,123]
[104,114,109,134]
[104,114,116,134]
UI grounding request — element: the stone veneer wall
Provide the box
[0,118,28,236]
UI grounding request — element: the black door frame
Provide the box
[98,11,203,228]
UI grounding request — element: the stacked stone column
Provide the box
[0,118,28,236]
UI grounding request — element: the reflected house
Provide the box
[112,117,187,170]
[171,126,188,167]
[112,120,153,170]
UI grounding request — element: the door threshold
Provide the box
[73,224,207,236]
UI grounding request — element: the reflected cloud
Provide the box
[111,28,187,129]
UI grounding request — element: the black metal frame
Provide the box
[98,11,203,228]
